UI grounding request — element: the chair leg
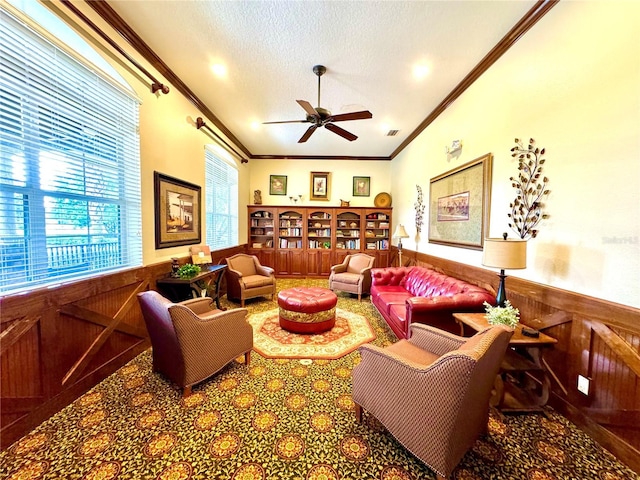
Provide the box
[354,403,363,423]
[358,293,361,301]
[182,385,192,398]
[245,350,251,365]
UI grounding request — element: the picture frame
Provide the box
[269,175,287,195]
[428,153,492,250]
[154,171,201,249]
[310,171,331,201]
[352,176,370,197]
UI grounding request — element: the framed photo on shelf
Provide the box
[310,171,331,201]
[154,171,201,249]
[428,153,492,250]
[269,175,287,195]
[353,176,370,196]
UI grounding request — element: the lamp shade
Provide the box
[482,238,527,270]
[393,224,409,239]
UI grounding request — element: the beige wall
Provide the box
[390,1,640,308]
[47,1,639,308]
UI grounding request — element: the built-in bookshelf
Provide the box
[307,210,332,249]
[278,210,303,249]
[249,209,274,249]
[247,206,392,276]
[336,211,361,250]
[364,210,390,251]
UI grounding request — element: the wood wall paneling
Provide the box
[401,247,640,473]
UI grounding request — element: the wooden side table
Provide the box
[453,312,557,413]
[156,264,227,309]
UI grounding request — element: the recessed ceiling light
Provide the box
[211,63,227,77]
[250,121,261,131]
[413,64,430,80]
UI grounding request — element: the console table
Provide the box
[453,312,557,413]
[156,264,227,309]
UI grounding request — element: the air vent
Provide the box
[386,129,399,137]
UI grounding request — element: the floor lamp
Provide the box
[393,224,409,267]
[482,234,527,307]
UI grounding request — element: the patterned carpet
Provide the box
[1,279,637,480]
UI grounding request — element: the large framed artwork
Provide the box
[428,153,492,250]
[154,171,201,249]
[310,171,331,201]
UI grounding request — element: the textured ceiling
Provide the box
[105,0,538,159]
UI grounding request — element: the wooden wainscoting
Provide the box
[0,245,244,450]
[401,248,640,473]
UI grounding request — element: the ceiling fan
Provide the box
[263,65,373,143]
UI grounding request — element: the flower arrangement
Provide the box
[176,263,201,279]
[483,300,520,328]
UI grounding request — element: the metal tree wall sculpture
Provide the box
[508,138,550,239]
[414,185,425,234]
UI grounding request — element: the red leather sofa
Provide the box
[370,266,495,339]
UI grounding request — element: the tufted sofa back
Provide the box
[404,267,483,297]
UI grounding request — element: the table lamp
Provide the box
[482,233,527,307]
[393,224,409,267]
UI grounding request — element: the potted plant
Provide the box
[176,263,201,279]
[483,300,520,328]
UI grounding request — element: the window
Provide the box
[205,148,238,250]
[0,7,141,294]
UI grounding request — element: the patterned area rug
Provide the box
[1,279,637,480]
[248,308,375,359]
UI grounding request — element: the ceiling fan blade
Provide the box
[330,110,373,122]
[325,123,357,141]
[263,120,307,124]
[296,99,319,117]
[298,125,318,143]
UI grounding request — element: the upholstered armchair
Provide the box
[329,253,375,301]
[352,323,513,479]
[225,253,276,307]
[137,290,253,397]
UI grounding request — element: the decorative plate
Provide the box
[374,192,392,208]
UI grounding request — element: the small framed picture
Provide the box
[353,176,370,197]
[270,175,287,195]
[310,172,331,201]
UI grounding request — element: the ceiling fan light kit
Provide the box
[264,65,372,143]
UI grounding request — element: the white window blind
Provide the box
[0,7,142,294]
[205,149,238,250]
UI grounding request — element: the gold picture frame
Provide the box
[154,171,201,249]
[310,171,331,201]
[428,153,492,250]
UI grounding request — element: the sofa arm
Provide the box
[371,266,412,286]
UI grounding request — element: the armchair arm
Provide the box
[178,297,215,315]
[226,267,243,278]
[408,324,465,356]
[330,257,349,274]
[255,264,274,277]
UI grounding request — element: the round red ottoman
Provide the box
[277,287,338,334]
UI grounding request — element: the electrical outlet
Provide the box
[577,375,590,395]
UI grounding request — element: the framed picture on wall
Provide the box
[353,176,370,196]
[428,153,492,250]
[310,172,331,201]
[270,175,287,195]
[154,171,201,249]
